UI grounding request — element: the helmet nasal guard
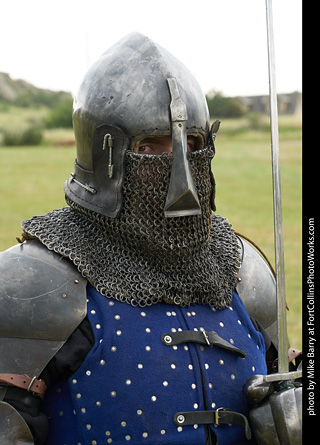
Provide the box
[65,32,213,218]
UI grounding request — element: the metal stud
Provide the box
[176,414,185,424]
[163,335,172,344]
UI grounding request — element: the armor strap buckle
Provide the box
[0,373,47,400]
[161,330,246,358]
[174,409,252,440]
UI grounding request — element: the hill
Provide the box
[0,72,72,107]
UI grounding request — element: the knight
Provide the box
[0,33,301,444]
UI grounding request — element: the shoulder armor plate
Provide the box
[236,236,277,342]
[0,240,87,377]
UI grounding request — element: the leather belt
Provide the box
[161,330,246,358]
[174,409,252,440]
[0,373,47,400]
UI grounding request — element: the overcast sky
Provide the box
[1,0,302,97]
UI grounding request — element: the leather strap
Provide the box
[174,409,252,440]
[0,374,47,400]
[161,330,246,358]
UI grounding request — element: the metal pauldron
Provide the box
[0,240,87,382]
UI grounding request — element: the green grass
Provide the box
[0,116,302,350]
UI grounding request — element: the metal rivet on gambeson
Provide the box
[59,411,63,416]
[171,364,176,369]
[166,311,172,316]
[163,335,172,343]
[116,330,122,336]
[138,363,143,369]
[105,431,111,436]
[145,346,151,351]
[172,311,176,316]
[145,328,151,333]
[257,345,260,349]
[191,383,196,389]
[107,439,112,444]
[191,311,196,316]
[115,315,120,320]
[229,306,234,311]
[96,401,101,406]
[187,312,191,316]
[194,424,199,429]
[171,327,177,332]
[96,324,101,329]
[91,309,96,314]
[111,346,117,351]
[219,322,224,327]
[81,408,86,413]
[184,346,188,351]
[177,427,183,432]
[231,374,236,380]
[72,379,77,384]
[248,333,251,338]
[121,421,127,427]
[194,403,198,409]
[252,366,256,372]
[161,429,166,435]
[125,435,131,441]
[177,414,185,424]
[137,410,143,415]
[141,312,146,317]
[111,391,116,397]
[238,320,242,325]
[173,345,178,350]
[209,383,213,389]
[143,432,148,438]
[188,364,193,370]
[193,327,198,331]
[212,402,216,408]
[92,441,97,445]
[151,396,157,401]
[126,379,132,385]
[230,338,234,344]
[86,424,91,430]
[76,393,81,398]
[219,360,224,365]
[163,381,168,386]
[205,363,209,369]
[86,370,91,376]
[100,360,105,365]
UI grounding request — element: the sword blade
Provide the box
[265,0,289,373]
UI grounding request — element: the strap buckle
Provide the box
[202,330,211,346]
[214,407,223,426]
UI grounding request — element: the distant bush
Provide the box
[206,91,245,118]
[45,97,73,128]
[2,125,43,146]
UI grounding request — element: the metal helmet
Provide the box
[65,32,214,218]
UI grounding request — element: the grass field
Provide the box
[0,114,302,350]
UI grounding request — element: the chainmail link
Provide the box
[21,147,240,309]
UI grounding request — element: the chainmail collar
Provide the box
[21,148,240,309]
